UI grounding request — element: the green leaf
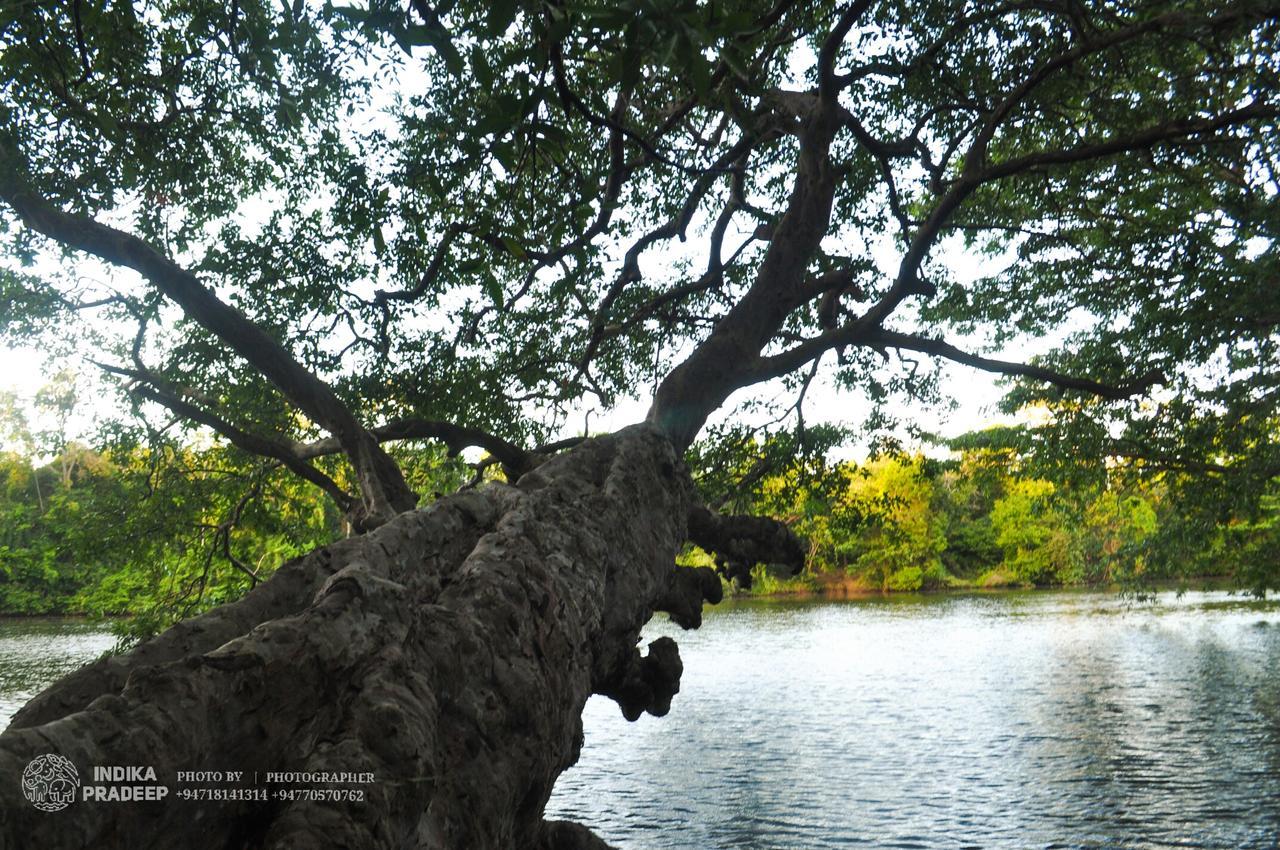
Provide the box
[469,47,494,89]
[499,236,527,260]
[484,0,520,38]
[721,45,750,82]
[396,23,464,74]
[481,272,505,309]
[329,4,368,24]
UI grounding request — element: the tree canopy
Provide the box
[2,0,1278,562]
[4,3,1280,846]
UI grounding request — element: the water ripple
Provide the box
[546,590,1280,849]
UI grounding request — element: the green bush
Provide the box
[886,566,924,591]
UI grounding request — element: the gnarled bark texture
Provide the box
[0,426,724,849]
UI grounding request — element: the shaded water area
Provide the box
[1,591,1278,848]
[546,590,1280,849]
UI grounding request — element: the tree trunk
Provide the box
[0,426,721,849]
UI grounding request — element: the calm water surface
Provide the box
[2,592,1279,848]
[546,590,1280,849]
[0,618,116,727]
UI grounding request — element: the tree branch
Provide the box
[873,330,1166,400]
[648,31,851,449]
[297,417,533,480]
[96,361,355,510]
[0,143,414,527]
[687,504,806,587]
[817,0,875,100]
[852,6,1278,335]
[575,136,760,380]
[548,35,730,176]
[750,326,1165,401]
[372,223,463,304]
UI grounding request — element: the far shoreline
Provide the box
[0,575,1257,621]
[733,571,1244,601]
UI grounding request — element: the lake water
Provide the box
[544,590,1280,849]
[0,617,117,726]
[4,590,1280,848]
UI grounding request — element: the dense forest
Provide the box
[694,427,1278,597]
[0,382,468,637]
[5,390,1275,636]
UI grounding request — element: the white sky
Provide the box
[0,340,1019,453]
[0,229,1042,459]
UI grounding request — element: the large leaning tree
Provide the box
[2,0,1277,845]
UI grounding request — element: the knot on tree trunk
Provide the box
[595,636,683,722]
[686,504,807,587]
[654,564,722,629]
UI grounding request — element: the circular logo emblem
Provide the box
[21,754,79,812]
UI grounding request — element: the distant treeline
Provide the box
[0,441,466,641]
[2,429,1276,634]
[685,428,1279,597]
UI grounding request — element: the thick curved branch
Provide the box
[299,420,590,485]
[687,504,806,587]
[816,0,875,100]
[647,5,1272,450]
[648,76,846,449]
[0,144,414,526]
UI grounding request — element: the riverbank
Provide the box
[0,574,1244,619]
[737,568,1239,600]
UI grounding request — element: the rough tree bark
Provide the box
[0,425,773,849]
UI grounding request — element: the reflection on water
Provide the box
[0,618,116,730]
[546,591,1280,849]
[2,594,1279,848]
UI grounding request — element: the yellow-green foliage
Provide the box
[745,563,817,596]
[990,479,1079,585]
[675,544,716,569]
[0,436,466,638]
[707,430,1212,595]
[1082,491,1157,582]
[755,463,860,573]
[844,457,949,591]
